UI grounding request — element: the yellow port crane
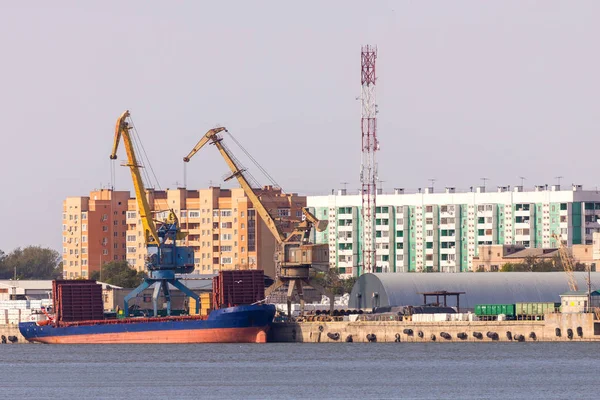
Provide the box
[183,128,334,317]
[111,110,199,316]
[551,233,578,292]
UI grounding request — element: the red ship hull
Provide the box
[30,326,268,344]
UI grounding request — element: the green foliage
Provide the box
[89,261,146,288]
[500,263,515,272]
[311,269,357,296]
[0,246,62,279]
[500,256,564,273]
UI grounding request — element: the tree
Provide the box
[500,263,515,272]
[90,261,146,288]
[523,255,538,271]
[311,269,356,296]
[0,246,61,279]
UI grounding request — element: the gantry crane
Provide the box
[183,128,334,317]
[110,110,200,316]
[551,233,578,292]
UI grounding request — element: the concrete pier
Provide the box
[271,313,598,343]
[0,325,26,344]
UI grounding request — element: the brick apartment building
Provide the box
[62,186,306,279]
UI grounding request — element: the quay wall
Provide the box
[0,325,26,344]
[271,313,598,343]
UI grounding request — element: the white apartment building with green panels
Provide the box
[307,185,600,277]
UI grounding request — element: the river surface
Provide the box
[1,343,597,399]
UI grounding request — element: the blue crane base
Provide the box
[123,278,200,317]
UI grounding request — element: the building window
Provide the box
[221,245,232,252]
[102,226,108,232]
[277,209,290,217]
[189,211,200,218]
[220,210,232,217]
[221,233,232,241]
[221,257,232,264]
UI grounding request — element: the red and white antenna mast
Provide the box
[360,45,378,275]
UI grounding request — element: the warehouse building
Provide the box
[349,272,600,309]
[0,280,53,300]
[308,184,600,277]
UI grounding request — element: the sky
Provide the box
[1,1,599,252]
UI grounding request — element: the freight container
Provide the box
[515,302,560,316]
[53,280,103,322]
[474,304,515,316]
[189,292,213,316]
[212,270,265,309]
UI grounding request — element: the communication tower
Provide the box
[360,45,379,274]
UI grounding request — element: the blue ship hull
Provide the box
[19,304,276,344]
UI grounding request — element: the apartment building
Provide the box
[473,232,600,272]
[62,190,130,279]
[64,186,305,280]
[308,184,600,277]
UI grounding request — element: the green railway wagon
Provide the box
[515,302,560,316]
[474,304,516,316]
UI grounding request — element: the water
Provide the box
[1,343,597,399]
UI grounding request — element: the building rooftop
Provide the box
[560,290,600,296]
[503,248,559,259]
[0,280,121,290]
[308,185,600,207]
[0,280,53,290]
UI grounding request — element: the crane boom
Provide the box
[183,128,286,243]
[184,127,333,318]
[552,233,578,292]
[110,110,159,246]
[110,110,198,316]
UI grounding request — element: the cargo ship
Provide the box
[19,304,275,344]
[18,271,276,344]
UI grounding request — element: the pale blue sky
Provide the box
[1,1,599,252]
